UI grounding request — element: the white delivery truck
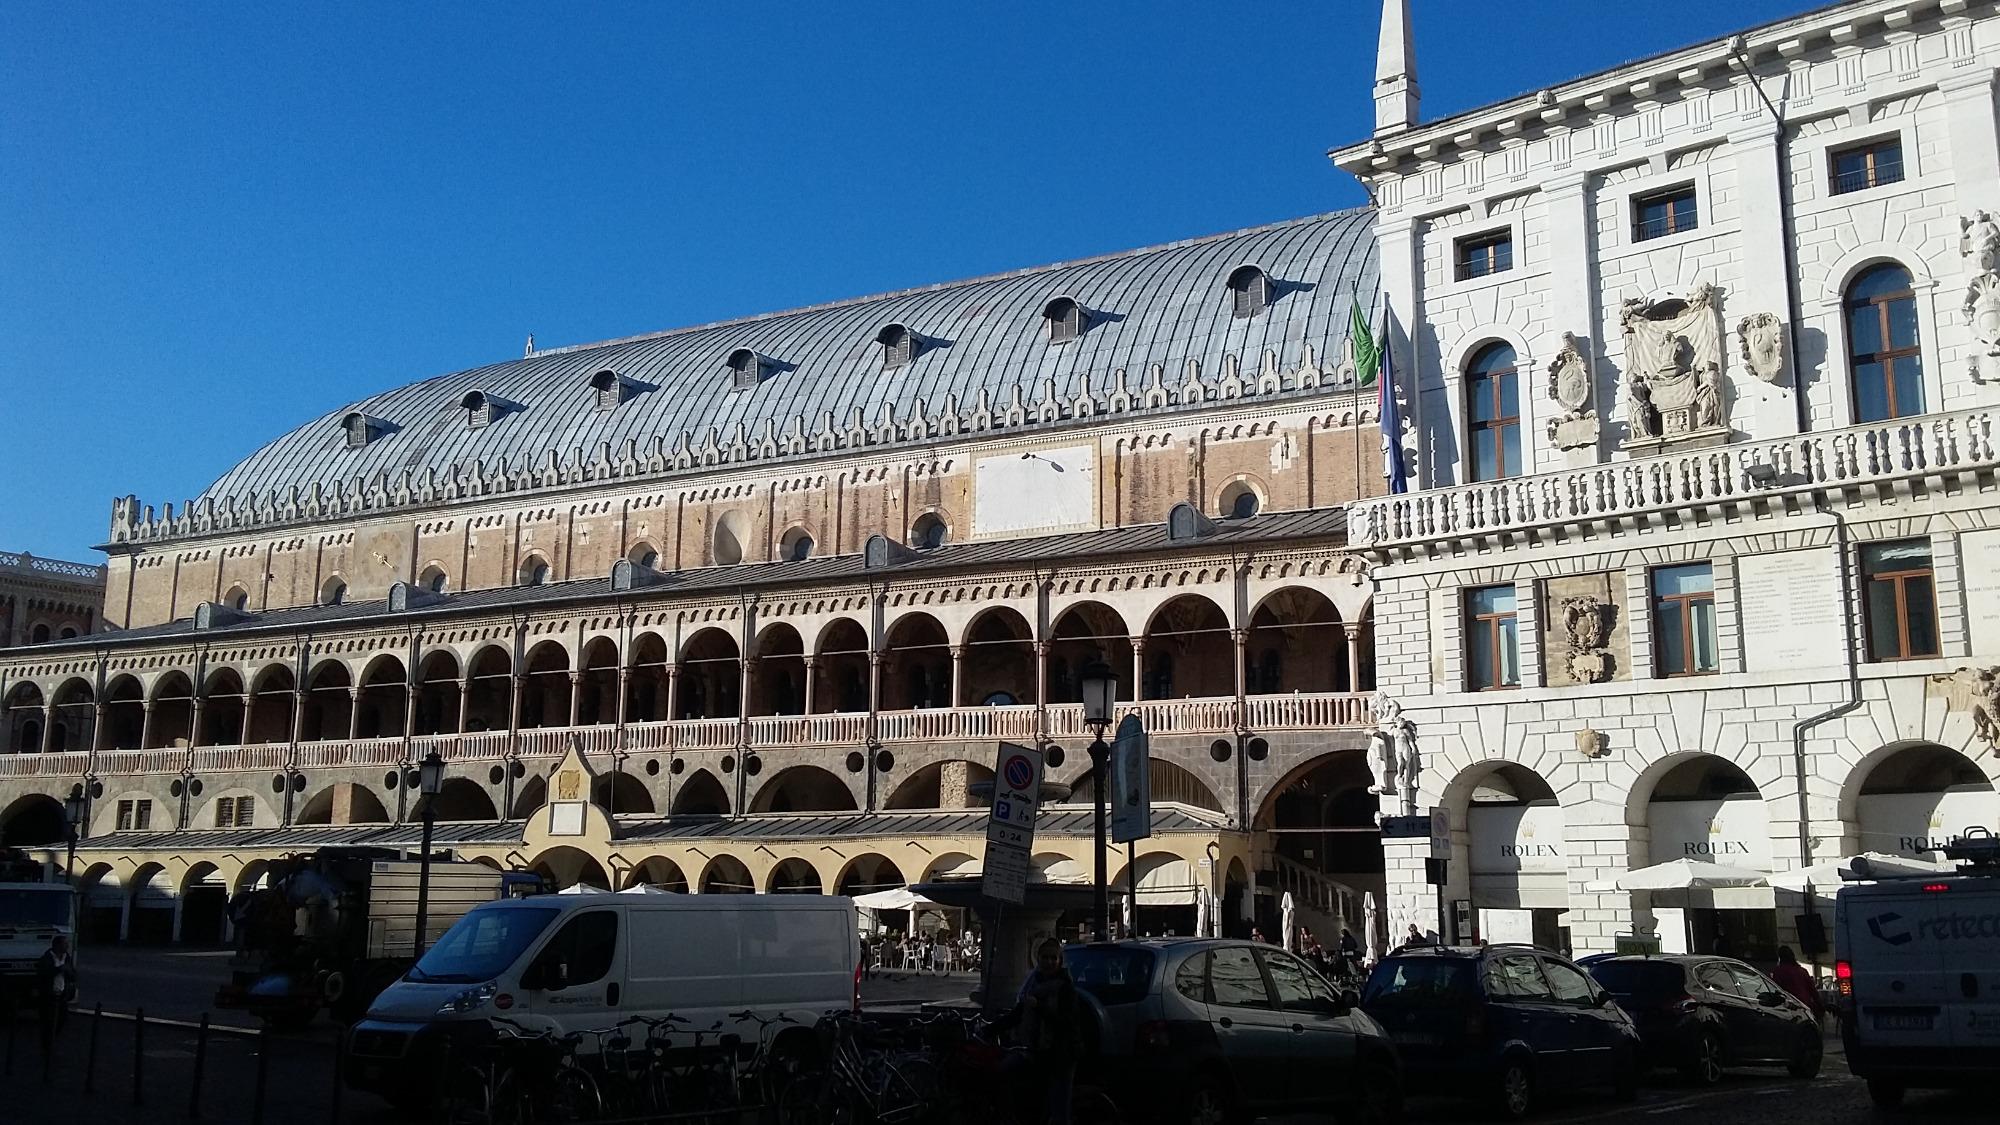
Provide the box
[0,850,76,1005]
[1835,829,2000,1106]
[344,890,858,1108]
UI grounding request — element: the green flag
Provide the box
[1349,291,1381,387]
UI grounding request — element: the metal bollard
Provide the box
[84,1003,100,1093]
[251,1027,271,1125]
[187,1013,210,1120]
[132,1007,145,1106]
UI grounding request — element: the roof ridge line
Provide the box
[527,208,1372,361]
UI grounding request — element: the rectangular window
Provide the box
[236,798,255,828]
[117,799,152,832]
[1465,584,1520,691]
[1652,564,1718,677]
[1454,230,1513,281]
[1861,539,1939,662]
[117,800,134,832]
[1632,185,1698,242]
[1830,137,1905,195]
[214,797,234,828]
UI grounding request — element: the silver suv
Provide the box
[1064,939,1401,1125]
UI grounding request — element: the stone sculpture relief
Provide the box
[1962,212,2000,376]
[1559,594,1611,683]
[1619,284,1728,446]
[1735,312,1787,384]
[1368,690,1421,813]
[1544,332,1599,451]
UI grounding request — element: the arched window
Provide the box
[1846,263,1924,422]
[30,623,51,645]
[877,324,917,370]
[1465,342,1522,482]
[320,578,348,607]
[1219,481,1261,519]
[627,543,660,570]
[58,627,78,640]
[518,555,550,587]
[1042,297,1085,344]
[910,513,947,551]
[223,585,250,612]
[419,566,449,594]
[1227,265,1271,318]
[461,390,496,429]
[779,527,814,562]
[726,349,768,390]
[342,413,373,449]
[591,369,632,410]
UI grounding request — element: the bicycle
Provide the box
[777,1011,942,1125]
[441,1016,604,1125]
[731,1008,804,1106]
[928,1011,1123,1125]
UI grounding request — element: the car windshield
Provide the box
[407,906,559,984]
[1362,957,1476,1007]
[1585,960,1684,997]
[1064,947,1156,1005]
[0,888,71,927]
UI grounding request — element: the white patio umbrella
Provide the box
[1195,889,1210,938]
[1614,858,1770,891]
[1363,892,1382,965]
[556,883,610,895]
[619,883,673,895]
[1281,892,1297,952]
[1770,852,1953,891]
[1121,890,1134,938]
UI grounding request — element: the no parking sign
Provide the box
[983,742,1043,904]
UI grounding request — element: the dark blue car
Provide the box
[1361,944,1641,1119]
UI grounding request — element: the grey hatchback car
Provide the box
[1064,939,1401,1125]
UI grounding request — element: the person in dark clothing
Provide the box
[1770,946,1823,1019]
[36,934,77,1056]
[1002,938,1083,1125]
[1337,926,1363,977]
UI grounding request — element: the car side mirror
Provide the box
[1592,991,1614,1008]
[1340,989,1362,1011]
[1758,991,1785,1008]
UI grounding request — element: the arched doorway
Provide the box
[101,675,144,750]
[1121,852,1202,936]
[1048,603,1133,705]
[1247,588,1349,694]
[299,662,353,741]
[767,858,823,894]
[146,673,196,748]
[530,846,609,891]
[464,646,512,733]
[1457,762,1567,950]
[671,769,730,816]
[1258,750,1380,899]
[962,608,1035,706]
[700,855,756,894]
[625,634,671,723]
[750,624,806,716]
[412,650,462,737]
[4,682,46,753]
[1849,743,1998,860]
[180,863,229,944]
[245,665,296,745]
[1637,755,1773,959]
[812,620,871,714]
[78,865,122,943]
[882,614,950,710]
[128,863,175,944]
[679,630,741,719]
[521,642,572,729]
[750,765,856,813]
[355,655,407,739]
[576,638,619,726]
[625,856,688,892]
[1141,596,1233,700]
[49,678,96,752]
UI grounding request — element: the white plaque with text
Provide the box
[1737,548,1844,674]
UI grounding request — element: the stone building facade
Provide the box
[1340,0,2000,958]
[1,213,1394,947]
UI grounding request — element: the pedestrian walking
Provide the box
[35,934,77,1057]
[998,937,1084,1124]
[1770,946,1824,1021]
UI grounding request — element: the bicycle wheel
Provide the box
[777,1073,835,1125]
[549,1067,605,1123]
[876,1057,943,1124]
[1070,1086,1125,1125]
[441,1064,497,1125]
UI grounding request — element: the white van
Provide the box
[1835,848,2000,1106]
[345,891,858,1105]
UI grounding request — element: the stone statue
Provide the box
[1394,718,1421,796]
[1694,363,1724,429]
[1962,211,2000,275]
[1964,273,2000,358]
[1370,728,1398,795]
[1971,666,2000,756]
[1625,368,1656,438]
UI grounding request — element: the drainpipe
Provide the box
[1790,504,1863,877]
[1730,37,1812,435]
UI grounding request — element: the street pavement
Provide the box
[3,946,1992,1124]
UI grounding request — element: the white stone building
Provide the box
[1338,0,2000,959]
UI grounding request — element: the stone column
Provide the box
[1129,639,1145,701]
[801,657,817,715]
[239,689,255,746]
[41,701,56,752]
[189,690,207,749]
[665,665,681,724]
[91,702,107,754]
[456,677,472,734]
[140,701,155,749]
[1032,642,1049,742]
[1231,628,1248,707]
[1344,623,1366,694]
[288,689,305,766]
[948,646,964,709]
[568,671,583,727]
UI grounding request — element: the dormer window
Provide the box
[877,323,918,370]
[461,390,498,429]
[727,349,770,390]
[1227,265,1272,318]
[910,512,947,551]
[340,412,382,449]
[591,369,635,410]
[1042,297,1086,344]
[518,554,551,587]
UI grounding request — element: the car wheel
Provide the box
[1865,1078,1905,1108]
[1679,1031,1723,1086]
[1786,1030,1822,1080]
[1182,1073,1237,1125]
[1351,1057,1403,1125]
[1492,1057,1534,1121]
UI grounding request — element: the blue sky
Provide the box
[1,0,1812,560]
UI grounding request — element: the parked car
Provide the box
[1361,944,1639,1120]
[1583,954,1821,1084]
[1065,938,1402,1125]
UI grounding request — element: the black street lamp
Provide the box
[1078,658,1117,942]
[63,790,87,882]
[413,750,446,957]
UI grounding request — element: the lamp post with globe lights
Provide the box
[1077,658,1118,941]
[413,750,445,956]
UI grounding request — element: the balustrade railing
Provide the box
[1348,406,1999,548]
[2,693,1374,779]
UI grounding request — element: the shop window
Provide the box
[1652,564,1717,676]
[1861,539,1939,662]
[1465,584,1519,690]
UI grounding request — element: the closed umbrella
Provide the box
[1363,892,1382,966]
[1195,889,1210,938]
[1281,892,1297,952]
